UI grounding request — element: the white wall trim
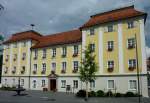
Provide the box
[118,23,124,74]
[17,42,21,75]
[139,19,147,74]
[98,28,103,74]
[27,40,31,76]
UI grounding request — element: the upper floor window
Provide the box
[61,80,66,88]
[107,61,114,69]
[128,59,136,68]
[21,66,25,74]
[73,45,78,57]
[13,54,17,61]
[89,44,95,52]
[107,25,113,32]
[33,64,37,74]
[127,38,135,49]
[108,41,114,51]
[22,53,26,60]
[42,63,46,74]
[129,80,137,90]
[5,55,9,62]
[42,80,46,87]
[90,28,95,35]
[128,21,134,29]
[73,80,78,88]
[14,43,17,48]
[73,61,78,73]
[42,49,46,59]
[107,80,115,89]
[12,66,16,74]
[23,41,26,47]
[34,50,38,59]
[62,62,66,70]
[52,62,56,71]
[4,67,8,74]
[52,48,56,57]
[62,47,67,57]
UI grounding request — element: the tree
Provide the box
[79,45,98,100]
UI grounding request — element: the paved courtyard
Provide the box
[0,90,150,103]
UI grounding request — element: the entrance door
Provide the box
[50,79,56,91]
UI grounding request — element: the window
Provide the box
[14,43,17,48]
[128,59,136,68]
[13,54,17,61]
[34,50,38,59]
[52,62,56,71]
[33,64,37,74]
[62,47,67,56]
[108,80,114,89]
[108,41,114,51]
[42,49,46,58]
[73,45,78,54]
[108,25,113,32]
[12,66,16,74]
[129,80,137,90]
[21,79,24,86]
[23,41,26,47]
[42,63,46,72]
[90,80,95,88]
[12,78,15,87]
[73,80,78,88]
[61,80,66,88]
[90,44,95,52]
[128,21,134,29]
[22,53,26,60]
[4,67,8,74]
[6,55,9,61]
[62,62,66,70]
[90,28,94,35]
[21,66,25,74]
[52,48,56,57]
[4,79,7,86]
[73,61,78,70]
[128,38,135,49]
[107,61,114,68]
[33,80,36,88]
[42,80,46,87]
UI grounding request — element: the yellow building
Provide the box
[1,5,148,97]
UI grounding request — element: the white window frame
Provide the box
[90,80,95,88]
[127,38,135,48]
[107,80,115,90]
[73,80,78,88]
[42,49,46,58]
[21,79,24,86]
[73,61,78,70]
[128,21,134,29]
[22,53,26,59]
[33,80,36,88]
[107,25,113,32]
[90,43,95,52]
[107,61,114,68]
[128,80,137,91]
[52,62,56,71]
[34,50,38,58]
[61,80,66,88]
[90,28,95,35]
[33,64,37,71]
[52,48,56,57]
[41,80,46,87]
[108,41,114,50]
[62,47,67,56]
[62,62,66,70]
[128,59,136,68]
[42,63,46,72]
[73,45,78,54]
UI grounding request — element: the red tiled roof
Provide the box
[3,30,42,44]
[31,29,82,49]
[80,5,147,29]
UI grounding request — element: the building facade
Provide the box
[1,6,149,97]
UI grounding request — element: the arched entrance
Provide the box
[48,72,58,91]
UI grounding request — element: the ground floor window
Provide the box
[73,80,78,88]
[12,78,15,87]
[61,80,66,88]
[4,79,7,86]
[107,80,114,90]
[90,80,95,88]
[21,79,24,86]
[129,80,137,90]
[33,80,36,88]
[41,80,46,87]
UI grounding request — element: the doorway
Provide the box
[50,79,56,91]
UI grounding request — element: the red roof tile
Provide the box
[3,30,42,44]
[31,29,82,49]
[80,5,147,29]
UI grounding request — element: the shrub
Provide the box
[0,86,16,91]
[89,91,96,97]
[76,90,86,97]
[115,93,122,97]
[106,91,113,97]
[125,92,135,97]
[96,90,105,97]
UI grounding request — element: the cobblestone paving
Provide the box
[0,90,149,103]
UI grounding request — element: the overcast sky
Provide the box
[0,0,150,46]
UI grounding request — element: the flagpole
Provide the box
[135,33,141,103]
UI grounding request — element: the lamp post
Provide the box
[135,33,141,103]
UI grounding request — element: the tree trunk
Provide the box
[85,81,88,101]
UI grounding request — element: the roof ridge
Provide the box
[43,29,80,37]
[91,5,134,18]
[12,30,42,36]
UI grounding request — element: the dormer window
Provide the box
[128,21,134,29]
[90,28,95,35]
